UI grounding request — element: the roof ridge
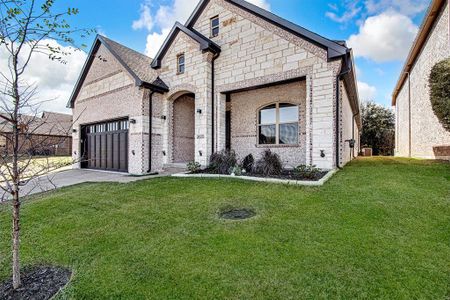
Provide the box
[185,0,348,59]
[99,35,153,61]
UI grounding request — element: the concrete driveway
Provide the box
[12,168,182,198]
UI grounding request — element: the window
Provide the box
[88,120,129,133]
[177,54,185,74]
[258,103,299,145]
[211,16,219,37]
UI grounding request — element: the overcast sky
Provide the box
[4,0,429,113]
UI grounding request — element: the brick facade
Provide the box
[230,81,307,167]
[395,1,450,160]
[72,44,149,174]
[71,0,361,174]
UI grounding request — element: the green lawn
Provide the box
[1,157,449,299]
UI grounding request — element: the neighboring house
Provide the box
[392,0,450,160]
[0,112,72,156]
[68,0,361,174]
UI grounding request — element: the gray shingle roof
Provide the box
[67,35,169,108]
[100,36,154,84]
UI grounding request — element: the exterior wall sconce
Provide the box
[162,151,166,156]
[161,115,167,120]
[199,150,203,156]
[345,139,356,148]
[72,128,77,133]
[196,109,202,114]
[130,119,137,124]
[320,150,325,158]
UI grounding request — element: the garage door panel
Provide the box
[119,133,127,171]
[113,133,120,170]
[83,119,128,172]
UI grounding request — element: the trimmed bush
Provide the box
[209,150,238,174]
[241,154,254,172]
[254,149,283,176]
[187,161,201,173]
[294,165,321,180]
[228,165,243,176]
[429,59,450,131]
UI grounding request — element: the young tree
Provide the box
[0,0,92,289]
[360,101,395,156]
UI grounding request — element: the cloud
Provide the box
[0,39,87,114]
[358,81,377,101]
[134,0,271,58]
[364,0,429,17]
[326,0,429,24]
[246,0,271,10]
[325,2,362,23]
[132,3,154,31]
[347,12,418,62]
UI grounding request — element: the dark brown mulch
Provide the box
[244,170,328,181]
[0,266,71,300]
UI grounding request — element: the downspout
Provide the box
[335,54,351,170]
[352,112,359,159]
[407,72,412,157]
[147,91,156,174]
[211,52,220,154]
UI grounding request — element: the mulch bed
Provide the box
[0,266,71,300]
[192,169,328,181]
[243,170,328,181]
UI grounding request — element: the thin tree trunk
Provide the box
[11,51,21,289]
[12,184,20,289]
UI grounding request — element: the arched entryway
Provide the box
[172,93,195,163]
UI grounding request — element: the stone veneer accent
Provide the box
[395,2,450,159]
[72,0,361,174]
[72,44,149,174]
[230,81,307,167]
[186,0,349,169]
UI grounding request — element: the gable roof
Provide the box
[67,35,169,108]
[0,112,72,137]
[185,0,348,60]
[392,0,447,106]
[151,22,221,69]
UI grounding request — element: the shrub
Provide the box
[429,59,450,131]
[241,154,254,172]
[294,164,321,180]
[187,161,201,173]
[208,150,237,174]
[254,149,283,176]
[228,165,243,176]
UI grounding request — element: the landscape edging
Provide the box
[172,169,338,186]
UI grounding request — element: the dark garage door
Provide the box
[81,119,129,172]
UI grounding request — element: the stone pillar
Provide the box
[305,74,312,166]
[216,93,227,152]
[310,61,340,170]
[194,53,213,166]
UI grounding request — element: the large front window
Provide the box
[258,103,299,145]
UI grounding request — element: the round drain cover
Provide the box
[219,208,255,220]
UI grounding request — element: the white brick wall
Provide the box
[395,2,450,159]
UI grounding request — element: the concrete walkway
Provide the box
[9,168,183,198]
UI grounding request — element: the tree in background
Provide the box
[0,0,92,289]
[360,101,395,156]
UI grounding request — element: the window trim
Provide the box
[257,102,299,146]
[210,16,219,37]
[177,53,185,74]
